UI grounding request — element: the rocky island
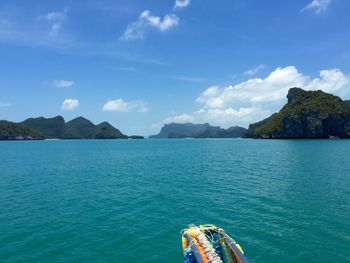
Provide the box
[0,116,143,140]
[150,123,247,138]
[3,88,349,141]
[246,88,350,139]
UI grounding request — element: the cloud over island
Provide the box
[165,66,350,127]
[61,99,79,111]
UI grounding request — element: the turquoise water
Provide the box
[0,139,350,262]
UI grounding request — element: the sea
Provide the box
[0,139,349,262]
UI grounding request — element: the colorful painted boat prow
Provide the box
[181,224,249,263]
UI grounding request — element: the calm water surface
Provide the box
[0,139,350,262]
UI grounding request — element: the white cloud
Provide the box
[174,0,191,9]
[121,10,179,40]
[53,80,74,88]
[197,66,350,108]
[196,66,307,108]
[302,0,332,14]
[102,98,149,112]
[141,11,179,31]
[61,99,79,111]
[0,11,75,50]
[165,107,271,127]
[38,8,68,36]
[305,69,350,94]
[165,66,350,128]
[165,113,194,123]
[244,64,265,76]
[122,22,144,40]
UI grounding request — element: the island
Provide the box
[2,88,350,140]
[0,116,143,140]
[246,87,350,139]
[150,123,247,139]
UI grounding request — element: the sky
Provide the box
[1,0,350,136]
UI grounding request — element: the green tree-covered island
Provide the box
[0,116,143,140]
[2,88,350,140]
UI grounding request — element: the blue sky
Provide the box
[1,0,350,135]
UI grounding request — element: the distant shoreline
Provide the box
[1,137,349,142]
